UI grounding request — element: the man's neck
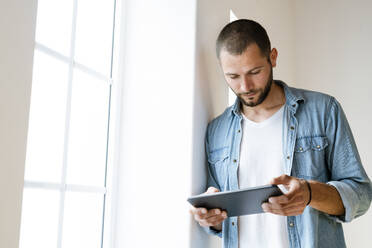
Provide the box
[241,81,285,123]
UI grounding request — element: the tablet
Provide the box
[187,185,283,217]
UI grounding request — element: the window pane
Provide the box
[62,192,104,248]
[74,0,115,76]
[24,50,69,183]
[35,0,73,56]
[19,188,60,248]
[66,69,110,186]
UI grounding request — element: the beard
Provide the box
[236,67,273,107]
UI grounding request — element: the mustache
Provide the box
[239,90,259,96]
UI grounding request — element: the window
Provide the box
[20,0,117,247]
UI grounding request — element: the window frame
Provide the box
[20,0,121,247]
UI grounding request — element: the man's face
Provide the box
[219,43,277,107]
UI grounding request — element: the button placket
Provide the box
[286,113,298,175]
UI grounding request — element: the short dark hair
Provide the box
[216,19,271,60]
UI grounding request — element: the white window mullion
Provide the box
[66,184,107,194]
[35,43,70,64]
[75,62,113,84]
[57,0,78,247]
[23,181,64,191]
[35,42,112,85]
[24,181,107,194]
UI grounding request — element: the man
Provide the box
[190,19,372,248]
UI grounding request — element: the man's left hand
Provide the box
[262,174,311,216]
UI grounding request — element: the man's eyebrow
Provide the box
[225,66,264,76]
[247,66,264,72]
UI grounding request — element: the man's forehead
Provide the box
[219,45,266,73]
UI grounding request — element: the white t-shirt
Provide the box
[238,106,289,248]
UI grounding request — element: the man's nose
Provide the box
[240,76,254,92]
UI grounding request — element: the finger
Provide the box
[269,174,292,185]
[202,208,224,219]
[268,194,291,204]
[268,194,307,210]
[264,199,304,211]
[194,208,223,221]
[199,214,227,227]
[273,181,309,206]
[262,202,305,216]
[274,182,306,204]
[205,211,227,221]
[268,191,302,205]
[264,206,305,216]
[206,187,220,194]
[191,207,208,217]
[196,210,224,225]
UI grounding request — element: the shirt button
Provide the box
[299,147,303,151]
[238,130,241,133]
[316,145,320,149]
[233,159,237,163]
[292,104,296,107]
[232,222,235,226]
[289,222,294,227]
[287,156,290,160]
[290,126,295,130]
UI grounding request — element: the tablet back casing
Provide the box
[187,185,282,217]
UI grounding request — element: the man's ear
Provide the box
[270,48,278,67]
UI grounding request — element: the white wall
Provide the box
[230,0,296,85]
[113,0,197,247]
[293,1,372,247]
[0,0,37,247]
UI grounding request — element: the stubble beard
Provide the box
[237,67,273,107]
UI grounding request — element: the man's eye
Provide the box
[250,70,261,75]
[229,76,238,79]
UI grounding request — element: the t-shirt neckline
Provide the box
[241,105,285,128]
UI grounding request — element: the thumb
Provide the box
[269,174,292,185]
[206,187,220,194]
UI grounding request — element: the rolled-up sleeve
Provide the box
[325,97,372,223]
[327,179,372,223]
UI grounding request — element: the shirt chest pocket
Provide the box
[293,136,329,180]
[208,147,230,188]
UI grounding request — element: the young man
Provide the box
[190,19,372,248]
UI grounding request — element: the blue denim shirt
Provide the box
[204,80,372,248]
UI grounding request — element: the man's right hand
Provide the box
[189,187,227,231]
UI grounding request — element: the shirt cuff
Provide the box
[326,181,358,223]
[203,226,222,238]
